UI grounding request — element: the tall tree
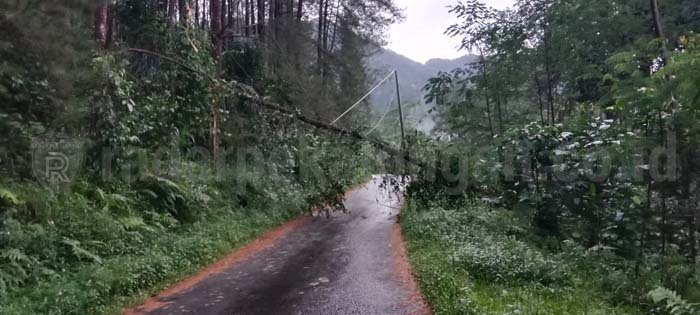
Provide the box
[297,0,304,20]
[257,0,265,39]
[210,0,223,158]
[210,0,223,55]
[221,0,228,31]
[650,0,664,39]
[168,0,178,22]
[95,0,110,48]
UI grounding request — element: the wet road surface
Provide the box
[127,177,428,315]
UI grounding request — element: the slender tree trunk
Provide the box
[542,24,555,125]
[244,0,251,36]
[168,0,178,23]
[535,76,546,126]
[209,0,223,159]
[297,0,304,20]
[158,0,169,13]
[479,53,495,139]
[229,0,235,27]
[637,181,652,276]
[650,0,664,39]
[317,0,325,65]
[319,0,330,78]
[328,0,341,54]
[269,0,276,40]
[250,0,256,35]
[322,0,330,49]
[257,0,265,40]
[95,0,110,49]
[661,192,668,253]
[680,148,696,264]
[221,0,228,31]
[210,0,222,55]
[195,0,200,27]
[496,94,504,134]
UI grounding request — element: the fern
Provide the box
[0,188,23,209]
[0,248,33,296]
[61,238,103,264]
[137,175,195,222]
[649,287,700,315]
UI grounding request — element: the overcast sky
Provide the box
[387,0,514,63]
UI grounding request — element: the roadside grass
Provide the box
[0,164,372,315]
[401,200,642,315]
[4,208,293,315]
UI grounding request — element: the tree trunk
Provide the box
[221,0,228,31]
[168,0,178,23]
[661,192,668,253]
[322,0,330,49]
[211,0,223,55]
[328,0,341,54]
[158,0,169,13]
[297,0,304,20]
[479,53,495,139]
[269,0,276,38]
[245,0,251,36]
[650,0,664,39]
[230,0,237,31]
[195,0,200,26]
[535,76,546,126]
[95,0,110,49]
[250,0,256,35]
[496,94,504,134]
[210,0,223,159]
[257,0,265,40]
[317,0,325,65]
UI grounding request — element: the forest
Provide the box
[1,0,700,314]
[1,0,398,313]
[406,0,700,314]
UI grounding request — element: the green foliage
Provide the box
[137,175,194,223]
[422,3,700,311]
[0,0,388,313]
[0,188,23,210]
[402,197,639,314]
[649,287,700,315]
[0,152,370,313]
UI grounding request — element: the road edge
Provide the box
[123,215,310,315]
[391,222,433,315]
[123,182,370,315]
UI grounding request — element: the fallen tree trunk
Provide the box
[126,48,429,170]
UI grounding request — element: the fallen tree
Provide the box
[127,48,430,171]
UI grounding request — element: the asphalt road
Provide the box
[127,176,428,315]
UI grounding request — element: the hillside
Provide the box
[366,49,476,133]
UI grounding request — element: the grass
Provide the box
[401,200,642,315]
[0,163,373,315]
[1,190,299,315]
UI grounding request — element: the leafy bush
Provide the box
[0,143,370,314]
[649,287,700,315]
[402,197,641,314]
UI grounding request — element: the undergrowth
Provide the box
[0,162,371,314]
[401,197,700,315]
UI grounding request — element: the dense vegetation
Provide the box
[404,0,700,313]
[403,198,643,314]
[4,0,700,314]
[0,0,397,313]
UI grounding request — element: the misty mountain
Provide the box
[365,49,476,133]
